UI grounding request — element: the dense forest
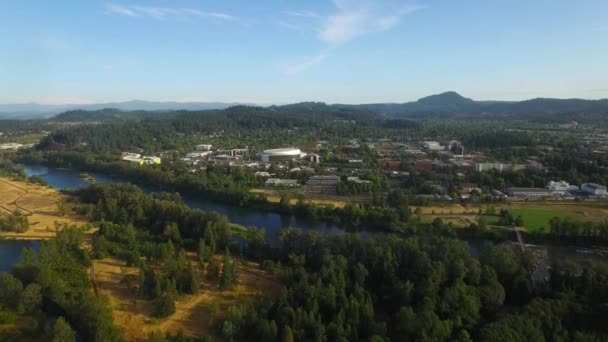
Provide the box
[3,183,606,341]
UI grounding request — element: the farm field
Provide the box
[0,177,90,239]
[95,256,279,341]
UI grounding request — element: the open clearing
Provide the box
[95,256,280,341]
[414,202,608,231]
[0,177,90,239]
[250,188,348,208]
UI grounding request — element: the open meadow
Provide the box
[0,177,90,239]
[94,255,280,341]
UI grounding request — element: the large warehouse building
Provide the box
[260,148,305,163]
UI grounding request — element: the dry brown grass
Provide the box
[95,256,279,341]
[0,177,90,240]
[250,188,347,208]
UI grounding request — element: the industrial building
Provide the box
[506,187,553,199]
[581,183,608,196]
[307,175,341,193]
[547,180,578,194]
[260,148,304,164]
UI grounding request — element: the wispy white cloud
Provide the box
[279,51,329,75]
[278,1,422,74]
[285,10,321,19]
[105,4,237,21]
[319,0,422,44]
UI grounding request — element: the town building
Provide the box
[581,183,608,196]
[475,162,510,172]
[308,154,321,163]
[460,184,481,194]
[186,151,212,158]
[307,175,341,193]
[415,160,433,173]
[547,181,578,194]
[382,160,401,169]
[265,178,298,187]
[347,176,371,184]
[261,148,304,164]
[422,141,444,151]
[195,144,213,151]
[506,187,553,199]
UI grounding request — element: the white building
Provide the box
[186,151,212,158]
[547,181,578,194]
[195,144,213,151]
[121,152,142,162]
[265,178,298,187]
[347,176,371,184]
[260,148,303,164]
[475,162,510,172]
[581,183,608,196]
[422,141,444,151]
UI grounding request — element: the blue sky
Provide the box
[1,0,607,104]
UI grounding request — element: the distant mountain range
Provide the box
[1,92,607,121]
[353,91,608,119]
[0,100,242,119]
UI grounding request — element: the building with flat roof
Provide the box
[307,175,341,193]
[581,183,608,196]
[422,141,444,151]
[265,178,298,187]
[506,187,553,199]
[547,180,578,194]
[475,162,510,172]
[195,144,213,151]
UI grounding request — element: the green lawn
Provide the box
[507,208,576,233]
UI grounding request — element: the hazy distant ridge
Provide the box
[1,92,608,119]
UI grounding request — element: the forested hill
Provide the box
[51,108,179,122]
[6,92,608,123]
[38,104,410,152]
[352,91,608,122]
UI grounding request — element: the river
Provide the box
[23,164,355,246]
[0,240,39,273]
[15,164,608,266]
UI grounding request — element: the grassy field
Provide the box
[95,255,279,341]
[411,201,608,232]
[0,177,91,239]
[507,208,575,232]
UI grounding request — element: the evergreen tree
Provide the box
[52,317,76,342]
[282,326,294,342]
[220,248,235,291]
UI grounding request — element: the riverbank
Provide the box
[0,176,91,240]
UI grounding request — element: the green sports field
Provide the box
[507,208,577,232]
